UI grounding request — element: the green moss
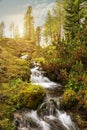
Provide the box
[17,84,46,109]
[3,82,46,110]
[0,82,46,129]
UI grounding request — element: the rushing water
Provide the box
[14,63,80,130]
[30,66,60,89]
[20,54,28,60]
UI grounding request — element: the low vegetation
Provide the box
[41,38,87,110]
[0,38,46,129]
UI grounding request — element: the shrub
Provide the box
[76,89,87,111]
[0,118,14,130]
[63,89,77,107]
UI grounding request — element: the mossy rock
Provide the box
[17,84,46,109]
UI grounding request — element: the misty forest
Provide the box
[0,0,87,130]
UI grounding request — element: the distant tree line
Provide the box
[0,0,87,46]
[24,6,41,45]
[0,6,41,45]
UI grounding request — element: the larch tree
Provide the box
[14,25,20,39]
[44,10,53,43]
[36,26,41,45]
[0,21,5,38]
[53,0,65,42]
[44,1,65,45]
[24,6,35,40]
[9,22,15,38]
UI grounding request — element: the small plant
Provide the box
[63,89,77,107]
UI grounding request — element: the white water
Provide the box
[30,66,61,88]
[57,110,76,130]
[26,111,50,130]
[30,65,79,130]
[14,64,79,130]
[25,109,78,130]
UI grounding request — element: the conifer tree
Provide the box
[0,21,5,38]
[44,1,64,44]
[24,6,35,40]
[14,25,20,38]
[36,26,41,45]
[44,10,53,43]
[9,22,14,38]
[64,0,86,39]
[53,0,65,41]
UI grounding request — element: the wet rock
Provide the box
[27,118,39,128]
[13,110,42,130]
[14,118,20,127]
[37,99,58,117]
[44,116,67,130]
[46,84,64,97]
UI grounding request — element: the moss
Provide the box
[0,82,46,129]
[17,84,46,109]
[3,82,46,110]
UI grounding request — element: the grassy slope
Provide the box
[0,38,41,83]
[0,38,44,129]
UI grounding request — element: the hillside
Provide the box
[0,38,46,129]
[0,38,42,83]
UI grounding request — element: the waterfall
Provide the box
[14,63,80,130]
[30,66,61,89]
[26,111,50,130]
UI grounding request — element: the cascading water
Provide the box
[30,66,60,89]
[14,63,80,130]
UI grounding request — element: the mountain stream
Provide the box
[13,63,80,130]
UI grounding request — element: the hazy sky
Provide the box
[0,0,56,36]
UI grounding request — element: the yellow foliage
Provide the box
[17,84,46,109]
[34,57,46,64]
[0,118,14,130]
[63,89,76,105]
[76,89,87,110]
